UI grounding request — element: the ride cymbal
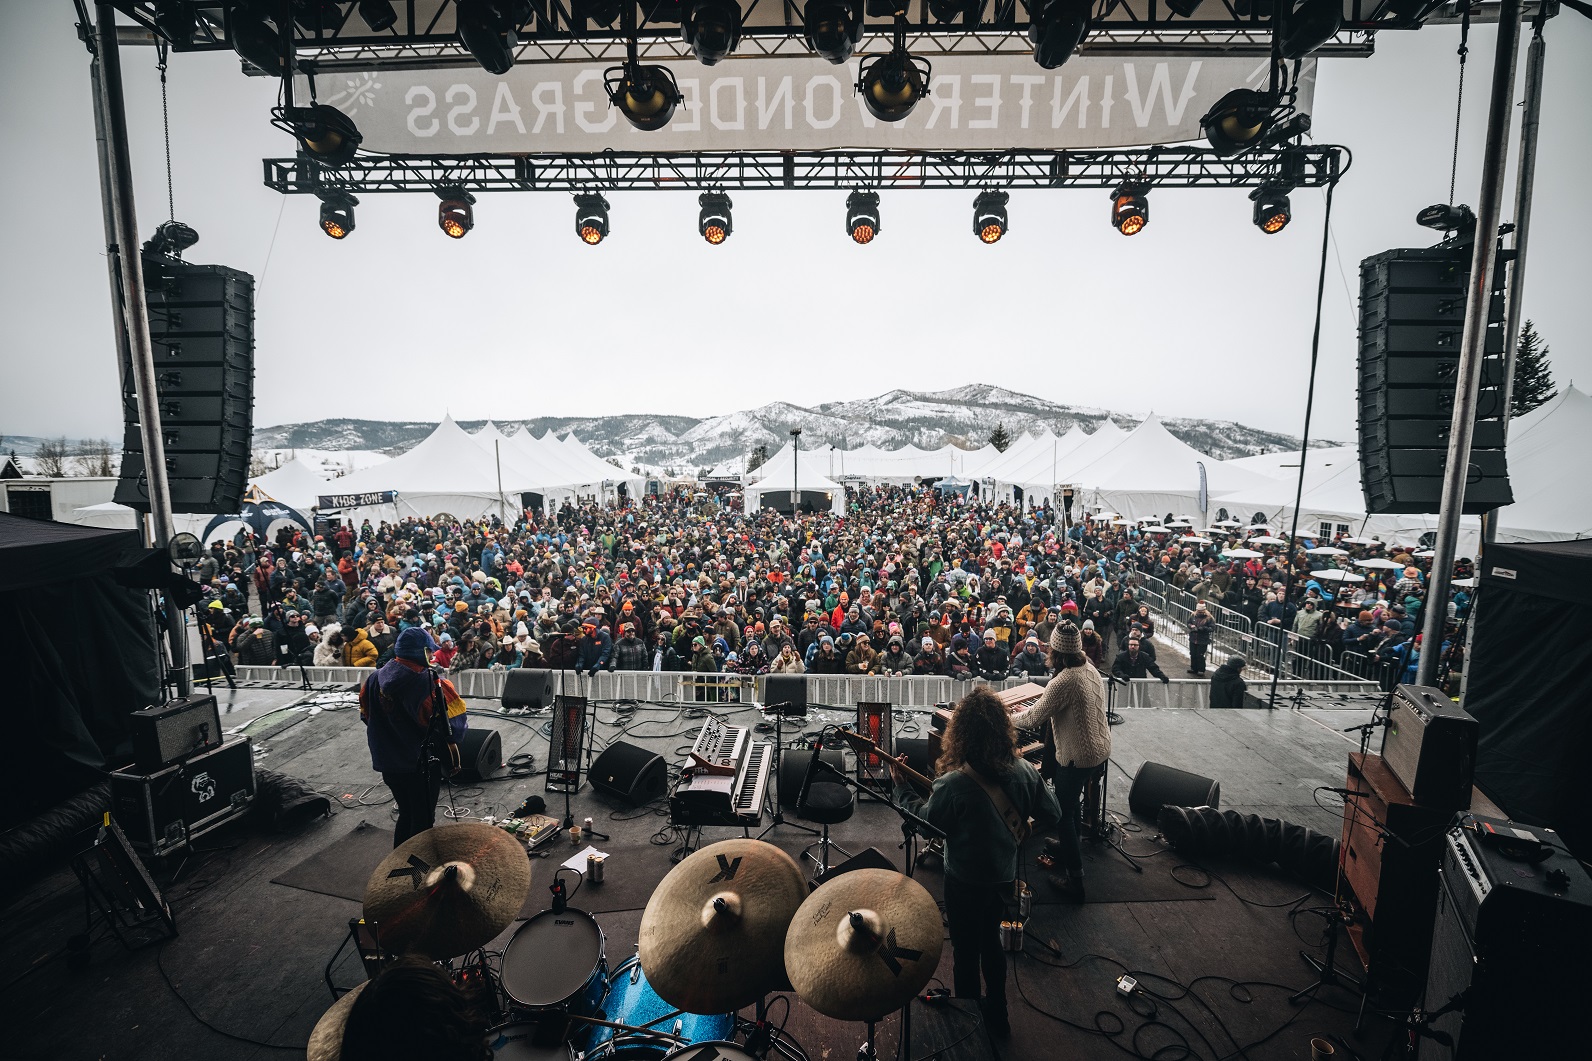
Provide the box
[639,838,808,1013]
[784,868,943,1022]
[363,823,532,960]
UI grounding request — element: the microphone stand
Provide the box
[756,701,819,839]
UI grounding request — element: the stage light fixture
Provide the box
[153,1,196,45]
[1028,0,1091,70]
[698,191,734,244]
[229,8,292,76]
[437,188,476,238]
[683,0,743,65]
[1416,203,1476,233]
[1164,0,1205,14]
[575,192,611,245]
[580,0,625,24]
[1109,183,1149,236]
[846,190,881,245]
[145,220,201,257]
[972,190,1009,243]
[317,190,358,240]
[804,0,864,65]
[280,104,363,167]
[857,47,931,122]
[358,0,399,32]
[457,0,532,75]
[1199,88,1276,156]
[1279,0,1344,60]
[604,61,685,130]
[292,1,342,33]
[1249,183,1291,235]
[927,0,969,22]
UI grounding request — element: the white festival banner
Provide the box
[314,56,1315,154]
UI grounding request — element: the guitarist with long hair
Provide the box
[360,627,468,847]
[890,687,1060,1039]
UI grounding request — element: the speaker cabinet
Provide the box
[763,674,809,715]
[1127,761,1220,820]
[1426,816,1592,1057]
[502,668,555,711]
[1340,752,1450,1006]
[1357,243,1512,515]
[115,254,254,515]
[128,694,222,772]
[455,728,503,781]
[589,741,668,806]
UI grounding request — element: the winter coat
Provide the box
[343,628,379,668]
[612,635,649,671]
[844,647,878,674]
[1012,662,1110,770]
[973,645,1009,680]
[1111,648,1167,682]
[235,627,278,666]
[1208,658,1249,708]
[1009,648,1049,678]
[1188,611,1216,647]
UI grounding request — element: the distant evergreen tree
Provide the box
[988,422,1011,452]
[1510,320,1557,417]
[747,444,770,472]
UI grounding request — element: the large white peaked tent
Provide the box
[743,463,846,515]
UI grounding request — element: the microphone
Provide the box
[797,730,827,809]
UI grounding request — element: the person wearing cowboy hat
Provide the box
[1011,621,1111,902]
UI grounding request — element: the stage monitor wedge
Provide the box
[763,674,808,715]
[503,668,555,711]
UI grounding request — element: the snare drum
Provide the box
[585,955,735,1061]
[500,908,608,1038]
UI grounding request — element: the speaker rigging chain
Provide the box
[156,37,174,225]
[1449,3,1471,210]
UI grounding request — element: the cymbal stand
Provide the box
[811,758,944,1061]
[757,701,819,839]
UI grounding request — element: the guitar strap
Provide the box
[958,766,1031,843]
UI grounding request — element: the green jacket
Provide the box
[896,759,1061,886]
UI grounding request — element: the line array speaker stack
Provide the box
[115,253,254,514]
[1357,241,1512,514]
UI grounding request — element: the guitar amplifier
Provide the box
[111,736,256,856]
[1426,815,1592,1057]
[128,694,223,772]
[1381,684,1477,812]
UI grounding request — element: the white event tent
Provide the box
[252,458,329,512]
[1065,415,1282,521]
[743,462,846,515]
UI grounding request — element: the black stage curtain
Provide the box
[0,514,160,829]
[1465,538,1592,861]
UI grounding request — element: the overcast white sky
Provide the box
[1,7,1588,443]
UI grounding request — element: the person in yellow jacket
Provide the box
[343,626,380,668]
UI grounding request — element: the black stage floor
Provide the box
[0,688,1397,1061]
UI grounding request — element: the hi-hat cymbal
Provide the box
[639,838,808,1014]
[363,823,531,960]
[307,981,366,1061]
[784,868,943,1022]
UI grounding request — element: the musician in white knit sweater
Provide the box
[1011,621,1111,901]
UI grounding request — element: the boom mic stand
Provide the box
[756,700,819,839]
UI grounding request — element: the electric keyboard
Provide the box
[670,717,773,827]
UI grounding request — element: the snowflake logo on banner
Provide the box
[323,72,382,115]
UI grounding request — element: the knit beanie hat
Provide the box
[1049,620,1083,656]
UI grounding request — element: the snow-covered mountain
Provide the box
[253,385,1331,473]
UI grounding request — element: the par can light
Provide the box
[1110,183,1149,236]
[436,187,476,238]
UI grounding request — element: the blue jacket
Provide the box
[359,659,468,774]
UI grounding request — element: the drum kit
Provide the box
[310,830,944,1061]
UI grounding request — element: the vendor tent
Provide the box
[200,487,314,544]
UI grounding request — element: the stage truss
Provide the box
[110,0,1540,70]
[264,144,1343,194]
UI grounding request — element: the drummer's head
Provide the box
[340,957,487,1061]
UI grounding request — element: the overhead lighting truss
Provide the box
[265,145,1343,195]
[107,0,1509,70]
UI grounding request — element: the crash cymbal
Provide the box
[639,838,808,1014]
[784,868,943,1022]
[307,981,366,1061]
[363,823,532,960]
